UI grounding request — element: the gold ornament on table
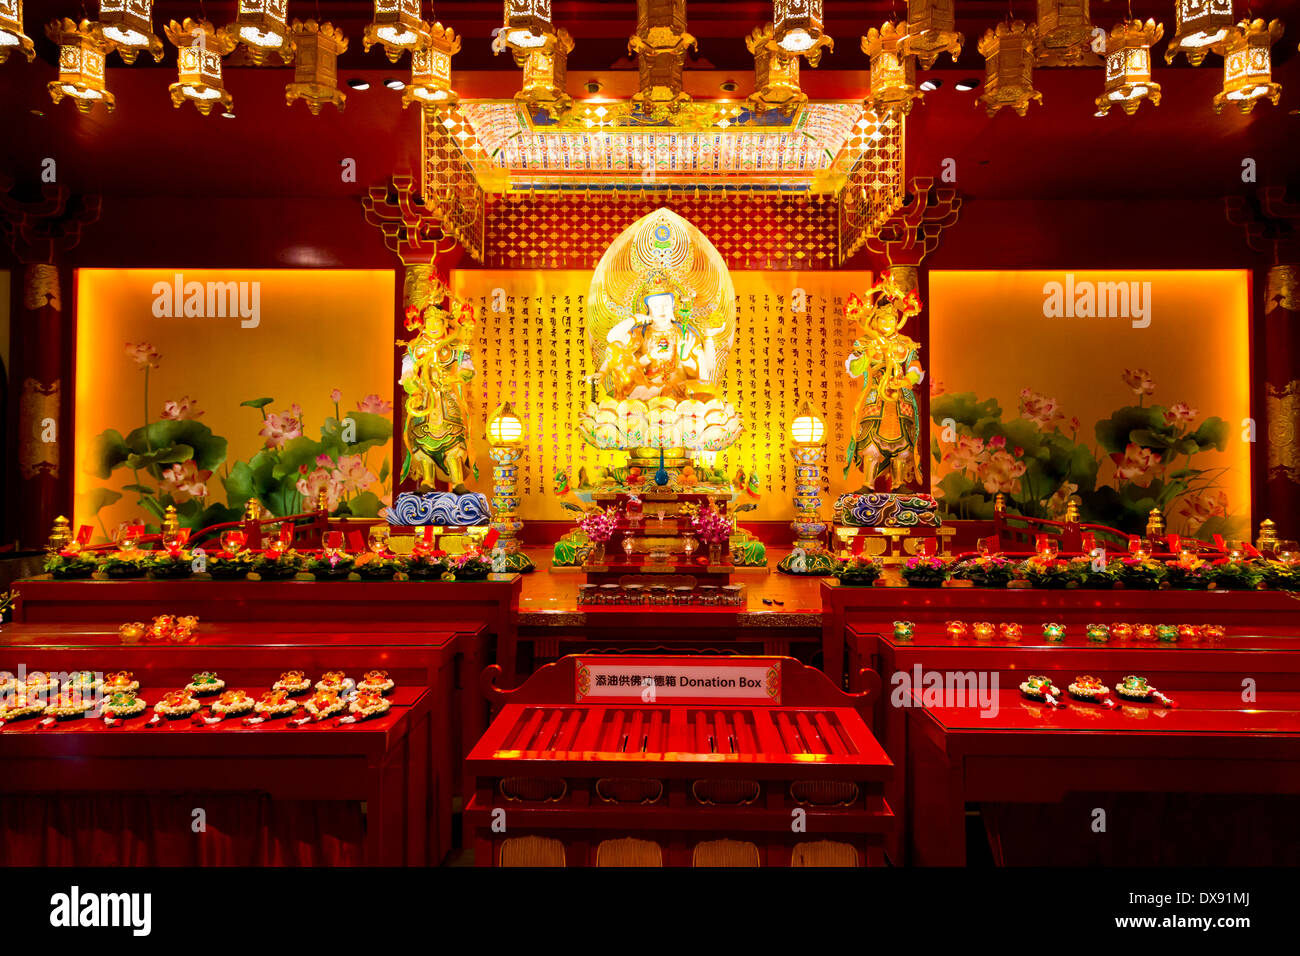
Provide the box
[165,18,236,115]
[978,20,1042,116]
[747,23,806,115]
[1165,0,1234,66]
[861,21,923,116]
[0,0,35,63]
[1146,507,1165,539]
[99,0,163,64]
[1257,518,1279,556]
[1034,0,1101,67]
[47,515,74,555]
[404,23,460,109]
[629,0,696,113]
[903,0,963,69]
[1094,19,1163,117]
[843,272,925,491]
[773,0,832,65]
[1212,19,1283,114]
[228,0,293,66]
[363,0,426,63]
[285,19,348,114]
[45,19,114,114]
[516,28,573,116]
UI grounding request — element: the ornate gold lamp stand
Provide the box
[487,403,535,572]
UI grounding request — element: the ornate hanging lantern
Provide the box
[403,22,460,109]
[99,1,163,64]
[228,0,293,65]
[747,23,806,114]
[773,0,832,65]
[0,1,35,63]
[1212,18,1283,114]
[165,18,237,116]
[503,0,552,55]
[1165,0,1234,66]
[629,0,696,112]
[861,21,922,116]
[45,18,113,113]
[978,20,1042,116]
[285,20,348,114]
[904,0,963,69]
[1034,0,1100,66]
[1094,19,1162,116]
[517,28,572,116]
[364,0,427,63]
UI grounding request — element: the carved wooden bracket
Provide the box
[361,174,459,267]
[0,174,101,265]
[864,175,961,268]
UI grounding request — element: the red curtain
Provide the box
[0,794,363,866]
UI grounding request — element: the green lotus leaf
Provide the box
[125,420,228,473]
[85,429,132,479]
[240,397,275,409]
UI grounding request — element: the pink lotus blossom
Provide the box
[988,435,1007,450]
[1114,443,1162,484]
[1019,388,1062,430]
[946,435,987,474]
[979,450,1026,495]
[1121,368,1156,398]
[330,388,343,404]
[1040,482,1079,520]
[332,454,378,496]
[296,468,344,513]
[259,404,303,449]
[356,394,394,415]
[1177,489,1229,528]
[160,396,204,421]
[159,460,210,503]
[1162,402,1198,427]
[315,453,334,468]
[930,379,945,398]
[125,342,161,369]
[1067,416,1081,434]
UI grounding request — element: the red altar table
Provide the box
[464,654,893,866]
[9,574,521,778]
[820,579,1300,687]
[849,623,1300,864]
[0,669,432,867]
[906,688,1300,866]
[0,622,468,864]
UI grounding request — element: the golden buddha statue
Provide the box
[599,271,724,402]
[844,272,926,490]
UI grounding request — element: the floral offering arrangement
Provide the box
[1257,559,1300,591]
[834,554,882,586]
[1015,555,1078,589]
[1065,556,1118,589]
[206,552,260,580]
[952,555,1016,588]
[98,552,149,579]
[273,671,312,695]
[1206,559,1261,591]
[1164,552,1213,589]
[355,554,408,580]
[901,555,950,588]
[305,551,355,580]
[145,551,193,579]
[43,551,99,580]
[690,504,732,544]
[450,550,493,581]
[405,551,451,580]
[1114,556,1168,589]
[578,508,619,543]
[207,690,255,719]
[250,549,304,580]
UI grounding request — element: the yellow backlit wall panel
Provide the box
[75,269,395,539]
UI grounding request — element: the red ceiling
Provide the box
[0,0,1296,203]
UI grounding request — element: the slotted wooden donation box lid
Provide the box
[465,655,895,866]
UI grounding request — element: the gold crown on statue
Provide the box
[847,270,923,331]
